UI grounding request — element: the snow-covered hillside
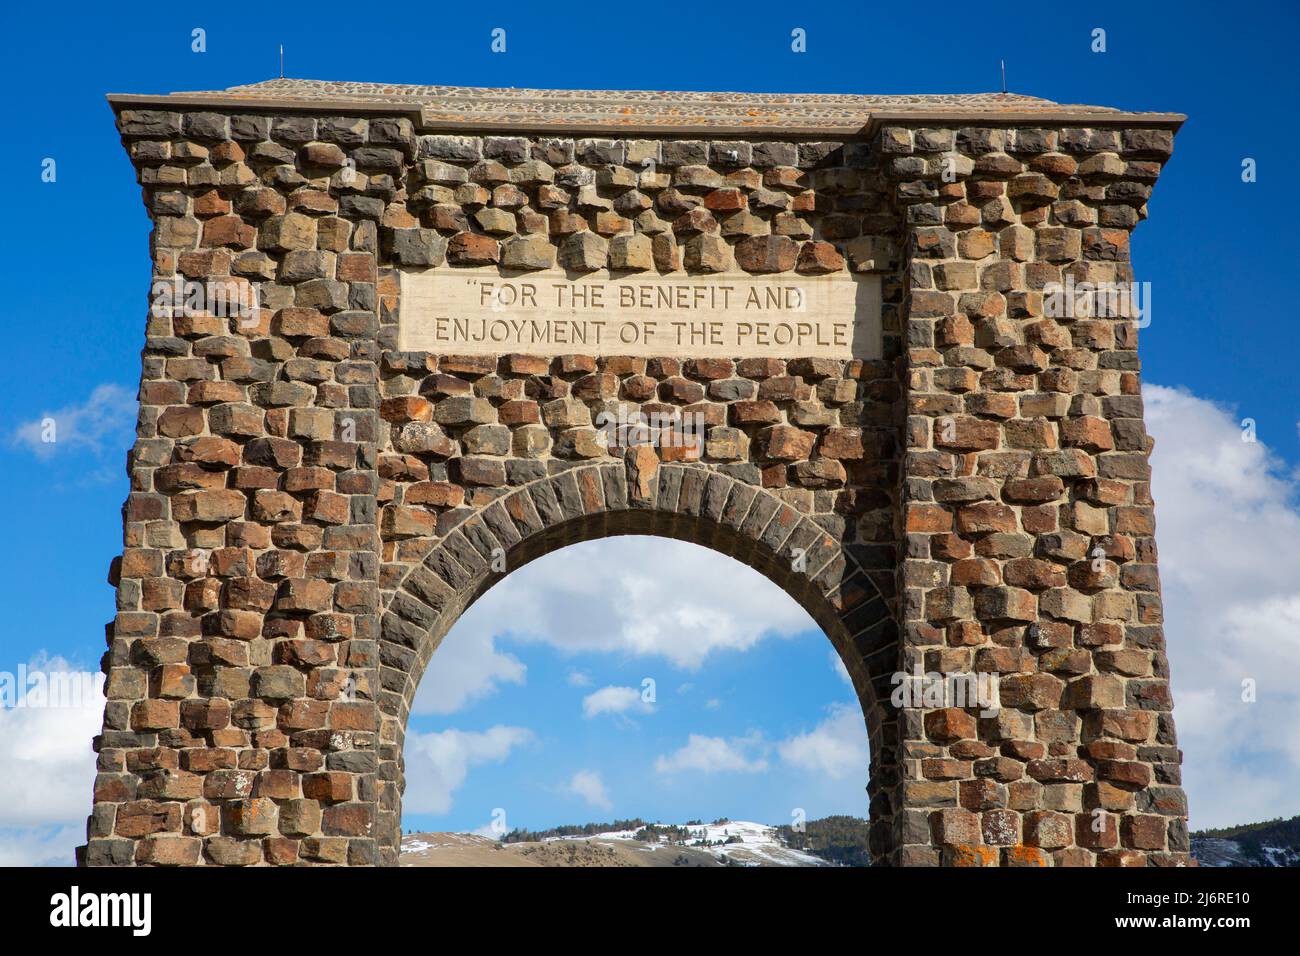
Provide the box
[583,820,831,866]
[1192,834,1300,867]
[399,820,838,867]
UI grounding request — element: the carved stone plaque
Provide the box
[398,267,882,359]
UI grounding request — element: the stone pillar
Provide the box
[884,123,1189,865]
[84,109,397,866]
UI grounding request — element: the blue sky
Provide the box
[0,0,1298,862]
[400,538,865,835]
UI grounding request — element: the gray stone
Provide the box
[419,135,482,161]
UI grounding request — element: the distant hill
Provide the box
[500,818,652,844]
[400,816,871,867]
[1191,814,1300,867]
[401,813,1300,867]
[776,814,873,867]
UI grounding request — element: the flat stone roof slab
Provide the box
[107,78,1185,135]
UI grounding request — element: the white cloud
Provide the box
[829,650,852,685]
[655,732,769,774]
[776,703,870,781]
[412,537,818,717]
[0,654,103,865]
[402,725,533,814]
[410,627,525,716]
[1145,384,1300,828]
[581,685,651,719]
[565,770,612,811]
[0,657,103,823]
[11,384,136,458]
[464,536,817,670]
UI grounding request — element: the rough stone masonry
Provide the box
[84,79,1192,867]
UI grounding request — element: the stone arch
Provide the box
[86,80,1194,869]
[373,460,898,864]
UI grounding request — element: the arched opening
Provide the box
[400,536,875,865]
[375,462,900,864]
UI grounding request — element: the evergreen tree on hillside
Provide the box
[776,815,872,867]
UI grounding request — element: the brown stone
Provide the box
[735,235,798,273]
[446,231,500,264]
[761,425,815,461]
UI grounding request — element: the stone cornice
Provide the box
[106,79,1185,137]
